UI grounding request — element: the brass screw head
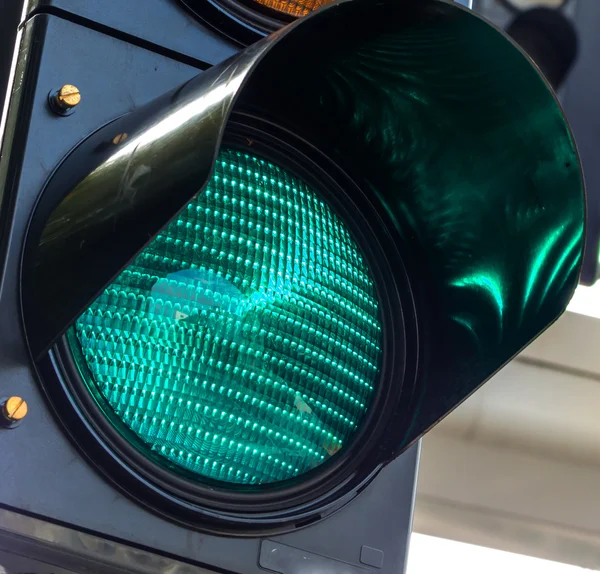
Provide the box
[2,396,28,423]
[55,84,81,110]
[112,133,128,145]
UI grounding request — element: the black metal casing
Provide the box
[0,2,419,573]
[0,0,587,571]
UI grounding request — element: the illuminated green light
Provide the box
[68,148,382,485]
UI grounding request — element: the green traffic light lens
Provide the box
[67,147,383,486]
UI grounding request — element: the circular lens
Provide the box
[251,0,330,18]
[68,147,383,486]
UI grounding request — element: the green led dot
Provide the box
[69,147,383,486]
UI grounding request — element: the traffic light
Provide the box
[506,7,578,90]
[1,0,585,572]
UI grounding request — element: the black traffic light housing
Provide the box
[0,0,585,571]
[1,1,419,571]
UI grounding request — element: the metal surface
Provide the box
[0,11,419,573]
[22,0,585,460]
[26,0,238,66]
[0,508,219,574]
[0,0,24,115]
[259,540,372,573]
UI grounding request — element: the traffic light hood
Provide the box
[23,0,585,459]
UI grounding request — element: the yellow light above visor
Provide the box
[253,0,331,18]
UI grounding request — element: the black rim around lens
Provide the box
[33,114,418,534]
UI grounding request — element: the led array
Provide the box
[71,148,382,485]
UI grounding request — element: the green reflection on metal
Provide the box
[524,225,566,311]
[541,224,585,302]
[68,148,382,485]
[451,315,481,347]
[451,272,504,322]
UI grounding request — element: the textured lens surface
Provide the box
[253,0,331,18]
[70,148,382,485]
